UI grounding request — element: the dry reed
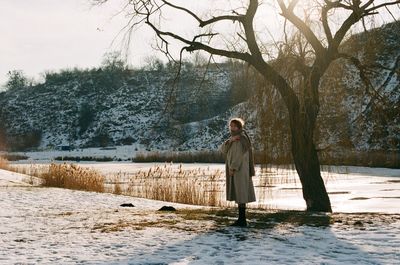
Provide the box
[3,157,345,210]
[123,164,226,207]
[1,158,105,192]
[0,156,10,170]
[41,163,105,192]
[133,150,225,163]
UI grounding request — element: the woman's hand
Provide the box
[229,169,235,177]
[229,135,240,143]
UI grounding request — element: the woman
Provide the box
[219,117,256,227]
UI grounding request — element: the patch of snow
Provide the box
[0,170,399,264]
[0,169,41,187]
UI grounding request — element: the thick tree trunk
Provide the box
[287,75,332,212]
[257,57,333,212]
[290,119,332,212]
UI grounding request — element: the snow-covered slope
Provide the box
[0,66,236,151]
[0,22,398,154]
[318,21,400,152]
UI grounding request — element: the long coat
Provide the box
[219,137,256,204]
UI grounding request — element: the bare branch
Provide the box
[277,0,326,57]
[330,1,399,51]
[237,33,247,43]
[161,0,243,27]
[200,15,244,27]
[337,53,387,103]
[242,0,263,58]
[365,0,400,13]
[145,17,252,62]
[385,5,398,21]
[331,11,361,51]
[321,1,334,43]
[160,0,202,24]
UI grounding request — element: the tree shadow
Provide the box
[107,208,395,264]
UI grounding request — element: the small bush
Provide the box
[41,163,105,192]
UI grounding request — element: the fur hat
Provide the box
[229,117,245,129]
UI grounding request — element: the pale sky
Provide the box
[0,0,284,87]
[1,0,398,87]
[0,0,158,86]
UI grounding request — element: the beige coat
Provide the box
[219,138,256,204]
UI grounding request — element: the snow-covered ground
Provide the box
[1,168,400,264]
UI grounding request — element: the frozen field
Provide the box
[1,165,400,264]
[9,161,400,213]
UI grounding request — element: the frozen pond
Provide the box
[10,161,400,214]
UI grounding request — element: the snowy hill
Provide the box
[0,22,398,157]
[0,64,238,151]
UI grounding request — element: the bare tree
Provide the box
[93,0,400,212]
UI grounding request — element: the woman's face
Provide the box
[229,122,239,132]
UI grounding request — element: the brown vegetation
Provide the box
[41,163,105,192]
[124,164,225,206]
[133,150,225,163]
[0,156,10,170]
[1,154,342,209]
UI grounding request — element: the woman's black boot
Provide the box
[231,204,247,227]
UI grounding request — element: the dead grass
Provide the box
[177,208,400,229]
[112,175,122,195]
[124,164,225,207]
[133,149,400,168]
[92,219,179,233]
[88,163,307,208]
[0,157,45,178]
[2,159,342,210]
[133,150,284,164]
[113,163,305,208]
[0,156,10,170]
[89,208,400,233]
[41,163,105,192]
[133,150,225,163]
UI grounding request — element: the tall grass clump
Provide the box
[125,164,226,207]
[112,163,304,208]
[0,156,10,170]
[111,174,122,195]
[41,163,105,192]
